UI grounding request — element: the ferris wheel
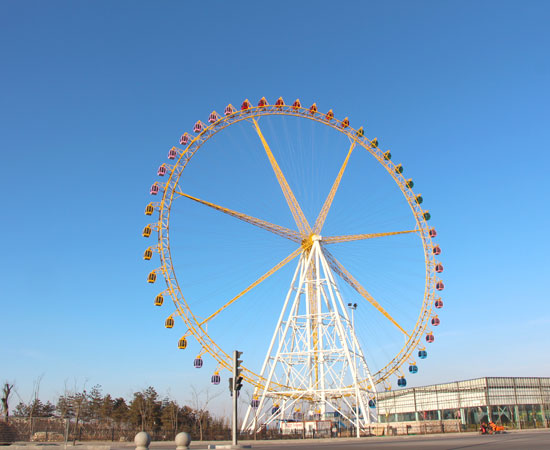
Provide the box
[142,97,444,432]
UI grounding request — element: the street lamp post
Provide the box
[347,303,360,438]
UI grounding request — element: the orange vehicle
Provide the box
[489,421,505,434]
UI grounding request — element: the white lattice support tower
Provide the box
[242,236,377,434]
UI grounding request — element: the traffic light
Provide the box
[235,376,243,392]
[235,351,243,377]
[228,377,234,396]
[232,350,244,394]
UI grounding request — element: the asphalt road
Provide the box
[171,430,550,450]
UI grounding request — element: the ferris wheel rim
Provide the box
[149,102,440,390]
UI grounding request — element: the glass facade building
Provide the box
[377,377,550,430]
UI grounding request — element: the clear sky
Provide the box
[2,0,549,415]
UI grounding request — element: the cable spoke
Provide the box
[252,118,312,236]
[323,229,418,244]
[198,247,304,326]
[323,248,409,336]
[313,141,356,234]
[175,191,301,242]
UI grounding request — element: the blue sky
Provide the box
[1,1,549,413]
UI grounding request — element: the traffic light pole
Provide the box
[232,350,243,446]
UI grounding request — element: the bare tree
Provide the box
[188,386,221,441]
[27,374,44,440]
[1,382,14,423]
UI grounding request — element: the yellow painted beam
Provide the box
[323,249,409,336]
[252,118,312,236]
[177,191,301,242]
[323,229,417,244]
[313,141,356,234]
[198,247,304,326]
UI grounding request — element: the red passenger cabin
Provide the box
[241,99,252,111]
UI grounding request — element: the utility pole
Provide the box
[348,302,360,438]
[229,350,244,446]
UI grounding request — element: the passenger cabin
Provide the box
[150,183,159,195]
[147,271,157,283]
[431,316,440,326]
[429,228,437,238]
[384,151,392,161]
[165,317,174,328]
[409,364,418,374]
[194,358,203,368]
[292,99,301,110]
[224,104,235,115]
[309,103,317,114]
[371,138,379,148]
[193,121,204,133]
[435,299,444,309]
[145,203,155,215]
[398,377,407,387]
[395,164,403,174]
[340,117,349,128]
[208,111,219,123]
[433,245,441,255]
[356,126,364,137]
[180,133,190,145]
[168,147,177,160]
[178,337,187,349]
[435,263,444,273]
[211,374,221,385]
[272,406,280,414]
[241,99,252,110]
[142,225,152,237]
[426,332,435,343]
[251,399,260,408]
[436,281,445,291]
[325,109,334,120]
[406,179,414,189]
[423,211,431,221]
[369,399,376,408]
[257,97,268,108]
[415,195,423,204]
[154,294,163,306]
[157,165,167,176]
[418,350,428,359]
[275,97,285,108]
[143,248,153,260]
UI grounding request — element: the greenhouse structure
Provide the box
[377,377,550,429]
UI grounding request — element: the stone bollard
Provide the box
[175,432,191,450]
[135,432,151,450]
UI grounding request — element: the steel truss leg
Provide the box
[242,241,376,434]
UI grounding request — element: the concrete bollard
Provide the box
[135,432,151,450]
[175,432,191,450]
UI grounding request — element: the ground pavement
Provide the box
[10,429,550,450]
[155,429,550,450]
